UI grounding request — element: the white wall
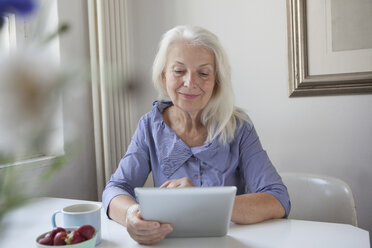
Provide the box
[39,0,97,201]
[126,0,372,238]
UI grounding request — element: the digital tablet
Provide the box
[134,186,236,238]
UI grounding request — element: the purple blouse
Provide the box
[102,100,291,217]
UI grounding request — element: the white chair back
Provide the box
[280,172,358,226]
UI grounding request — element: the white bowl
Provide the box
[36,227,97,248]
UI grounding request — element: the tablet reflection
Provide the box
[130,235,248,248]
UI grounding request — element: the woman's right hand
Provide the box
[125,204,173,245]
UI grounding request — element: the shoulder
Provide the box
[139,100,171,122]
[233,107,254,136]
[136,100,173,134]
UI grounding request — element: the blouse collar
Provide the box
[151,100,228,178]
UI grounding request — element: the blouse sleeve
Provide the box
[102,116,151,217]
[238,123,291,217]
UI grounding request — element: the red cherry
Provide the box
[50,227,66,239]
[67,230,85,244]
[77,225,95,240]
[38,233,53,245]
[53,231,67,246]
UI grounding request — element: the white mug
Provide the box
[51,203,102,245]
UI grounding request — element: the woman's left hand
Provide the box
[160,177,194,188]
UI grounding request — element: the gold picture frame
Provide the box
[286,0,372,97]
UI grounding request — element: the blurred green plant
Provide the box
[0,155,68,222]
[0,0,74,225]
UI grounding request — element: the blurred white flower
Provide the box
[0,0,83,227]
[0,45,65,160]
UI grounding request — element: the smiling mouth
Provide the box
[178,92,201,99]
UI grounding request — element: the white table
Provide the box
[0,197,369,248]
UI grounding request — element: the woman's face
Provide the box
[162,41,216,116]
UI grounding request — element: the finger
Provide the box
[161,223,173,232]
[134,219,161,231]
[128,229,165,245]
[134,224,173,242]
[160,180,171,188]
[161,181,179,188]
[137,234,166,246]
[139,233,168,245]
[128,214,161,231]
[182,177,193,186]
[127,224,162,243]
[135,224,172,238]
[166,182,178,188]
[181,181,194,187]
[129,224,173,244]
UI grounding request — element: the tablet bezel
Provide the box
[134,186,237,238]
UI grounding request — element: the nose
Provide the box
[183,72,197,88]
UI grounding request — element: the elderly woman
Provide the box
[102,25,290,245]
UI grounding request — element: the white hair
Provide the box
[152,25,249,144]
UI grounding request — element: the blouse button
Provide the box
[193,174,198,179]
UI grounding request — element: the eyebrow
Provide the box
[173,61,213,68]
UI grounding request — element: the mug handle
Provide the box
[51,210,62,228]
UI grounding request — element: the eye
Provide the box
[199,72,209,77]
[173,70,185,75]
